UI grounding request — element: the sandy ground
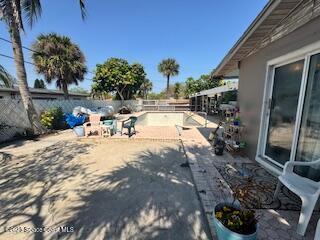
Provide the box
[0,137,210,240]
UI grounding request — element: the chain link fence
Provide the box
[0,99,140,143]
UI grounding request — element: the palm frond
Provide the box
[0,0,13,25]
[0,65,16,88]
[158,58,180,77]
[21,0,41,28]
[0,1,4,19]
[79,0,86,19]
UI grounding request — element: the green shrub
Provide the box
[40,107,64,130]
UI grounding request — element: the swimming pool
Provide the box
[136,112,201,126]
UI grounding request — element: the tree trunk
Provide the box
[61,81,69,100]
[166,75,170,98]
[7,2,46,134]
[118,90,124,107]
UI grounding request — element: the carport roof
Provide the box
[190,82,238,98]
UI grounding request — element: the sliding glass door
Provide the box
[260,46,320,180]
[295,53,320,181]
[265,60,304,165]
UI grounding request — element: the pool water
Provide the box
[136,112,201,126]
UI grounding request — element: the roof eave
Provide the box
[213,0,280,77]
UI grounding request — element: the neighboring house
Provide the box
[213,0,320,180]
[0,87,89,100]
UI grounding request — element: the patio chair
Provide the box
[83,114,102,137]
[121,116,137,137]
[273,158,320,236]
[102,119,118,135]
[315,219,320,240]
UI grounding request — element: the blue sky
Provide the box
[0,0,267,93]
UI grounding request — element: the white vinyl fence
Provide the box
[0,99,141,143]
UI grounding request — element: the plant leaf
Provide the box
[21,0,42,28]
[0,65,16,88]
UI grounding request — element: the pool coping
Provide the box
[132,111,203,127]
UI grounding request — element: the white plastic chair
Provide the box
[273,158,320,236]
[315,219,320,240]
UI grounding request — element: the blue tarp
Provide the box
[65,113,86,128]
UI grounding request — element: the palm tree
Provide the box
[31,33,87,99]
[173,82,181,99]
[158,58,179,97]
[0,0,86,134]
[139,78,153,99]
[0,65,15,88]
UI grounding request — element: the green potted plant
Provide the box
[213,181,258,240]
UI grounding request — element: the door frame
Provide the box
[256,40,320,175]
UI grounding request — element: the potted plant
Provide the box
[213,182,258,240]
[214,137,225,156]
[233,116,241,126]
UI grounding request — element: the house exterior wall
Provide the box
[238,16,320,159]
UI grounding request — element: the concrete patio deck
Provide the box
[1,112,319,240]
[0,136,210,240]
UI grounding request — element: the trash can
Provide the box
[73,126,85,137]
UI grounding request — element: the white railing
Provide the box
[142,100,191,112]
[143,105,191,111]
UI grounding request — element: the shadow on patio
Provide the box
[57,145,210,240]
[0,141,93,240]
[0,140,210,240]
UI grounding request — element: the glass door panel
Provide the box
[265,60,304,165]
[295,53,320,181]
